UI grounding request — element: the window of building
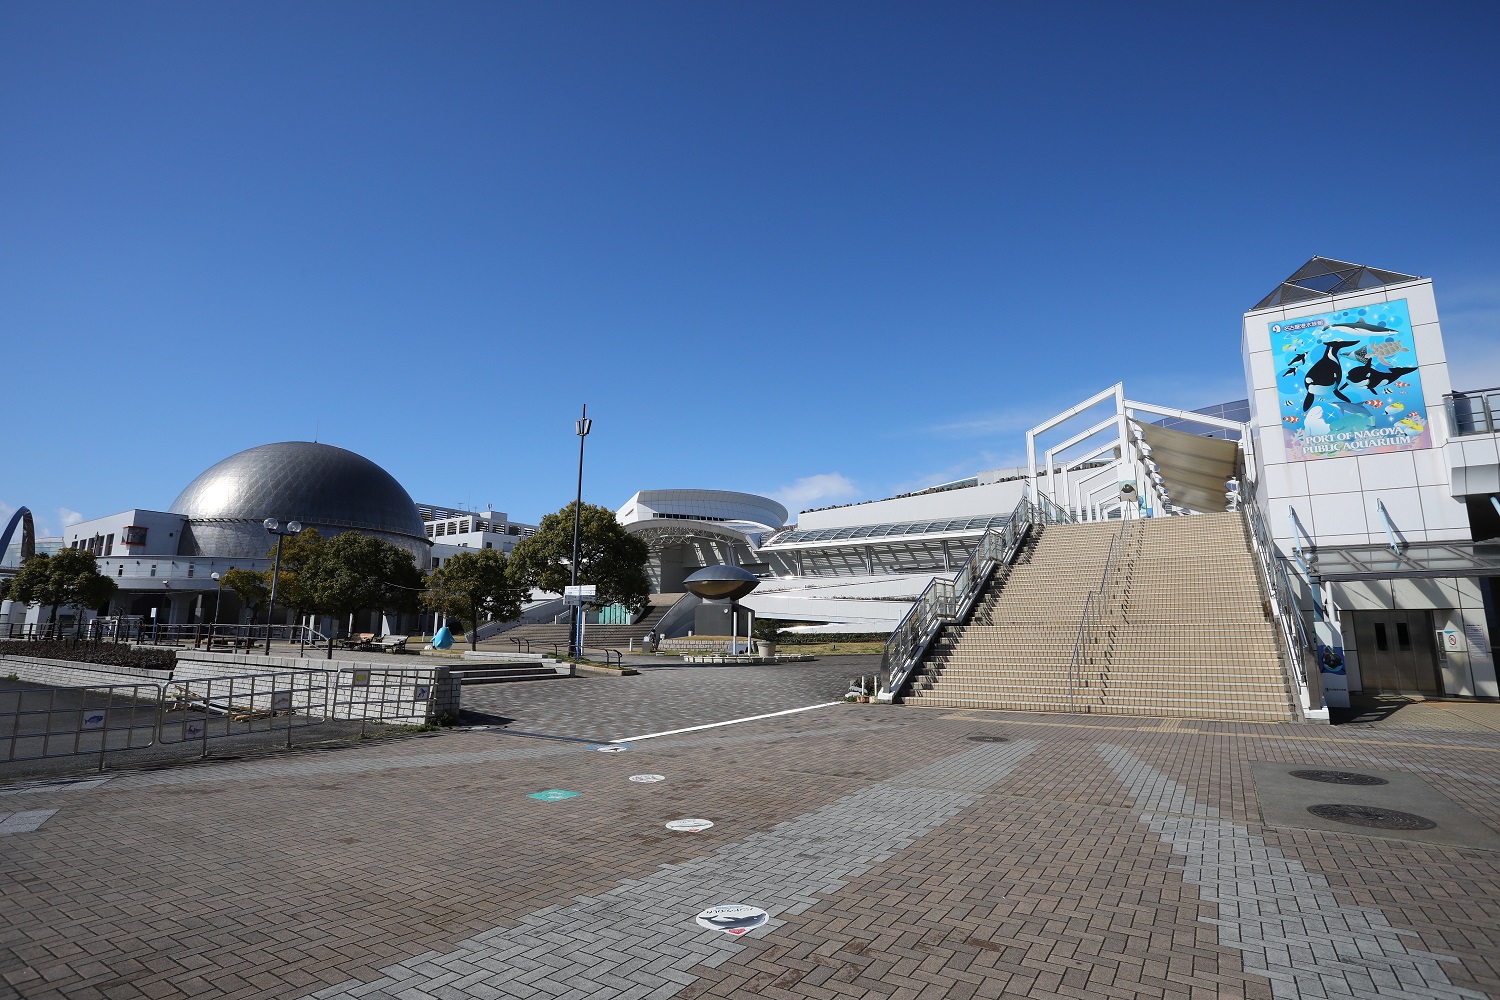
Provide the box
[149,565,156,577]
[123,526,148,547]
[460,520,471,533]
[117,566,123,577]
[485,542,492,549]
[105,533,114,555]
[426,525,435,537]
[187,563,195,578]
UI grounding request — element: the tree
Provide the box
[299,531,423,636]
[267,527,324,622]
[506,502,650,612]
[220,568,269,624]
[5,549,118,625]
[424,549,526,649]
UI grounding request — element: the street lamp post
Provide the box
[262,518,302,654]
[569,404,592,660]
[209,571,224,648]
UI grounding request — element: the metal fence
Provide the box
[0,682,161,769]
[160,671,330,750]
[334,666,438,733]
[0,664,447,768]
[1445,387,1500,437]
[3,621,327,647]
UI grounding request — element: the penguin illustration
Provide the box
[1303,340,1358,411]
[1281,351,1308,378]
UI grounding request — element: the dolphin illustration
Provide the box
[1330,320,1398,334]
[1303,340,1358,411]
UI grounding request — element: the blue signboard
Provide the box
[1270,299,1430,461]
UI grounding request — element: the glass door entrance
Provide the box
[1350,610,1442,694]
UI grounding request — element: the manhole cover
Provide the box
[1307,804,1436,830]
[1289,769,1389,786]
[967,735,1009,743]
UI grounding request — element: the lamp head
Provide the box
[287,521,302,534]
[263,518,279,532]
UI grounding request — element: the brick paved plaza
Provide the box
[2,660,1498,1000]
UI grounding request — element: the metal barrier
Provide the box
[160,671,331,751]
[1065,518,1133,712]
[880,493,1074,701]
[334,666,440,734]
[0,682,162,770]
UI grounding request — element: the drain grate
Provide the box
[1307,804,1436,830]
[1290,769,1389,786]
[967,735,1009,743]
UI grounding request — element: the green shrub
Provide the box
[0,640,177,671]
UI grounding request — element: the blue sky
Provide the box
[4,1,1498,535]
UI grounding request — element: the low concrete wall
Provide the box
[0,653,168,690]
[0,650,459,725]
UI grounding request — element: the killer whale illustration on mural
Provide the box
[1302,340,1359,411]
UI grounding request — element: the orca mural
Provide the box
[1270,299,1430,461]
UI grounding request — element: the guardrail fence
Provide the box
[1,682,161,769]
[161,671,331,751]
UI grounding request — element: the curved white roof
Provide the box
[616,490,788,532]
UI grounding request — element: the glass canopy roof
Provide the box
[762,513,1013,548]
[1302,541,1500,582]
[1252,257,1421,311]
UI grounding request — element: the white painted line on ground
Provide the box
[613,701,844,743]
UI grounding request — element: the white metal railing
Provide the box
[1065,517,1133,712]
[1241,480,1322,716]
[879,493,1073,701]
[161,671,331,751]
[1445,387,1500,437]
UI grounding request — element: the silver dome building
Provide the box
[170,442,430,564]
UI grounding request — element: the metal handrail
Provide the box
[879,493,1074,700]
[1065,517,1131,713]
[1241,478,1320,714]
[1444,386,1500,437]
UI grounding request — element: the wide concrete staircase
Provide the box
[475,603,672,653]
[903,513,1298,722]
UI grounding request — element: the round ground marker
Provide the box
[629,774,666,783]
[695,904,769,936]
[588,744,628,753]
[666,818,714,833]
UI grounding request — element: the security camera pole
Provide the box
[569,405,592,660]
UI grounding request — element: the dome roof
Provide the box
[170,442,425,540]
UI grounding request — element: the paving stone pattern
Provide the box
[2,674,1499,1000]
[1100,743,1484,999]
[459,658,873,740]
[304,740,1041,1000]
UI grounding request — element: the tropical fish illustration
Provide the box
[1387,402,1405,414]
[1364,400,1384,408]
[1283,415,1300,424]
[1399,415,1425,432]
[1395,381,1411,388]
[1284,399,1298,407]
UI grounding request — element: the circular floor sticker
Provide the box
[666,818,714,833]
[588,744,628,753]
[630,774,666,783]
[695,904,769,936]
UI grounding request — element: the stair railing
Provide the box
[1240,478,1322,717]
[1065,517,1132,713]
[879,493,1072,701]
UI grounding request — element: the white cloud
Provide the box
[773,473,859,511]
[58,508,84,528]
